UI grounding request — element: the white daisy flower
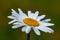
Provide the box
[8,8,54,35]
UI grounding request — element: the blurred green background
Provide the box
[0,0,60,40]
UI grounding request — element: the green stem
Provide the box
[27,32,30,40]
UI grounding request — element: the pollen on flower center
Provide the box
[23,18,39,26]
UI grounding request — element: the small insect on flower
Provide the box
[8,8,54,35]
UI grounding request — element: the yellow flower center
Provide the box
[23,18,39,26]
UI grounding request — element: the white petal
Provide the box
[40,22,54,27]
[33,27,40,35]
[42,19,51,22]
[28,11,38,19]
[28,11,32,16]
[18,8,23,14]
[11,12,19,18]
[37,15,46,21]
[18,8,27,19]
[22,27,27,32]
[8,20,17,24]
[28,11,34,18]
[11,9,19,17]
[8,16,22,22]
[28,11,31,16]
[12,24,24,28]
[11,12,21,20]
[38,26,54,33]
[8,16,15,19]
[13,22,20,25]
[34,11,39,19]
[11,9,17,13]
[13,22,23,25]
[25,27,31,34]
[11,9,23,22]
[12,25,20,28]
